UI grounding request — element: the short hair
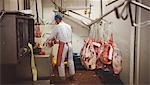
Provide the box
[54,14,62,20]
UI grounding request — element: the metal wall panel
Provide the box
[135,0,150,84]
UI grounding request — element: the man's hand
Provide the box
[43,38,55,47]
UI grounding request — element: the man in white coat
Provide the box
[46,14,75,81]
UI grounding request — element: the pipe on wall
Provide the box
[24,0,30,10]
[17,0,19,10]
[133,0,140,85]
[2,0,4,10]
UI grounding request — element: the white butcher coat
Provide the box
[47,22,75,77]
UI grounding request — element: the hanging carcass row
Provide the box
[80,34,122,74]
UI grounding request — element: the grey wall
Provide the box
[1,0,24,11]
[138,0,150,84]
[63,16,89,53]
[139,25,150,84]
[4,0,17,11]
[0,0,3,10]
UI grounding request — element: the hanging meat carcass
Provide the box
[34,0,42,38]
[35,23,42,38]
[97,34,114,65]
[112,47,122,74]
[81,38,97,70]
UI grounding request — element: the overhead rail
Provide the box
[88,0,150,27]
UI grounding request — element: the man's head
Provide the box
[54,14,62,24]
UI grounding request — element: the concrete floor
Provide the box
[17,69,104,85]
[4,68,123,85]
[50,70,104,85]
